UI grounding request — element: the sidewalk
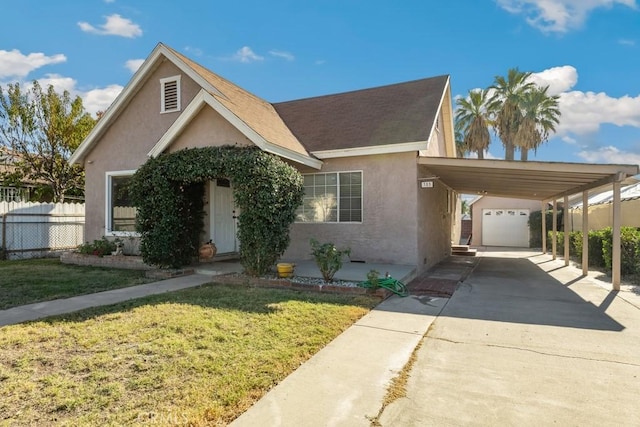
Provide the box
[0,274,213,326]
[230,257,477,426]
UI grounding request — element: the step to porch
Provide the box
[451,245,477,257]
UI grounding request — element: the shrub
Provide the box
[529,208,561,249]
[601,226,640,275]
[78,237,117,257]
[310,239,351,283]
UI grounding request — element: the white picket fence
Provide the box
[0,201,85,259]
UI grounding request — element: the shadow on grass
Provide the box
[35,282,379,325]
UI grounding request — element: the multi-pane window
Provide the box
[107,172,138,234]
[296,171,362,223]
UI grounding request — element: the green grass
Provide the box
[0,258,153,309]
[0,283,378,426]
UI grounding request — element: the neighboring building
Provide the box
[0,148,36,202]
[470,196,542,248]
[569,182,640,231]
[70,43,459,273]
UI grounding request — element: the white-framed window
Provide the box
[160,75,181,113]
[105,170,139,236]
[296,171,363,223]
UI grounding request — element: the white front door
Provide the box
[210,179,238,254]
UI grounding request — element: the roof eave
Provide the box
[312,140,429,159]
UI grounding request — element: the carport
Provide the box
[419,157,640,289]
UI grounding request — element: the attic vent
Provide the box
[160,75,181,113]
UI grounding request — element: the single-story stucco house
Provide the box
[70,42,460,274]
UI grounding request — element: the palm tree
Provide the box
[455,89,492,159]
[454,127,467,158]
[514,86,561,161]
[489,68,535,160]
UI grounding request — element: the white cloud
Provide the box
[578,146,640,166]
[36,74,77,93]
[556,91,640,135]
[81,84,123,115]
[232,46,264,63]
[30,74,122,116]
[269,50,295,61]
[78,14,142,38]
[528,65,578,95]
[0,49,66,79]
[496,0,637,33]
[562,136,577,144]
[125,59,144,73]
[522,65,640,137]
[618,38,636,46]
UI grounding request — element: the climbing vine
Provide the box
[129,145,304,275]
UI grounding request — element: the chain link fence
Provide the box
[0,202,85,260]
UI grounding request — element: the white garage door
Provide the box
[482,209,530,247]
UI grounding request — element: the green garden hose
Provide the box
[358,277,409,297]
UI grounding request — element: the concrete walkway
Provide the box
[379,250,640,426]
[230,258,476,426]
[0,274,215,326]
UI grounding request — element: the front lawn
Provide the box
[0,258,153,309]
[0,283,378,425]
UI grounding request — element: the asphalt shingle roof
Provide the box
[273,75,449,152]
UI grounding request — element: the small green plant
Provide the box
[77,237,117,257]
[366,269,380,288]
[310,238,351,283]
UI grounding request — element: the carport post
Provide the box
[564,195,570,266]
[541,201,547,254]
[582,191,589,276]
[552,199,557,260]
[612,180,621,290]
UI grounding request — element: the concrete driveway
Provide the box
[380,250,640,426]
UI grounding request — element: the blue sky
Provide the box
[1,0,640,167]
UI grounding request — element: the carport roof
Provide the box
[418,157,640,201]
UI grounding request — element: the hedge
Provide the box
[548,227,640,274]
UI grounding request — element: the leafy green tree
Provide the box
[0,81,95,202]
[489,68,535,160]
[455,89,492,159]
[514,86,560,161]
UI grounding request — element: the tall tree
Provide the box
[0,81,95,202]
[455,89,492,159]
[514,86,561,161]
[489,68,535,160]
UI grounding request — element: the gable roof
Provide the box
[273,75,450,155]
[71,43,453,167]
[70,43,320,168]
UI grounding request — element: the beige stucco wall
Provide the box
[416,176,454,270]
[470,196,542,246]
[168,107,252,152]
[420,107,448,157]
[283,151,454,273]
[569,199,640,231]
[283,152,421,267]
[83,60,202,241]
